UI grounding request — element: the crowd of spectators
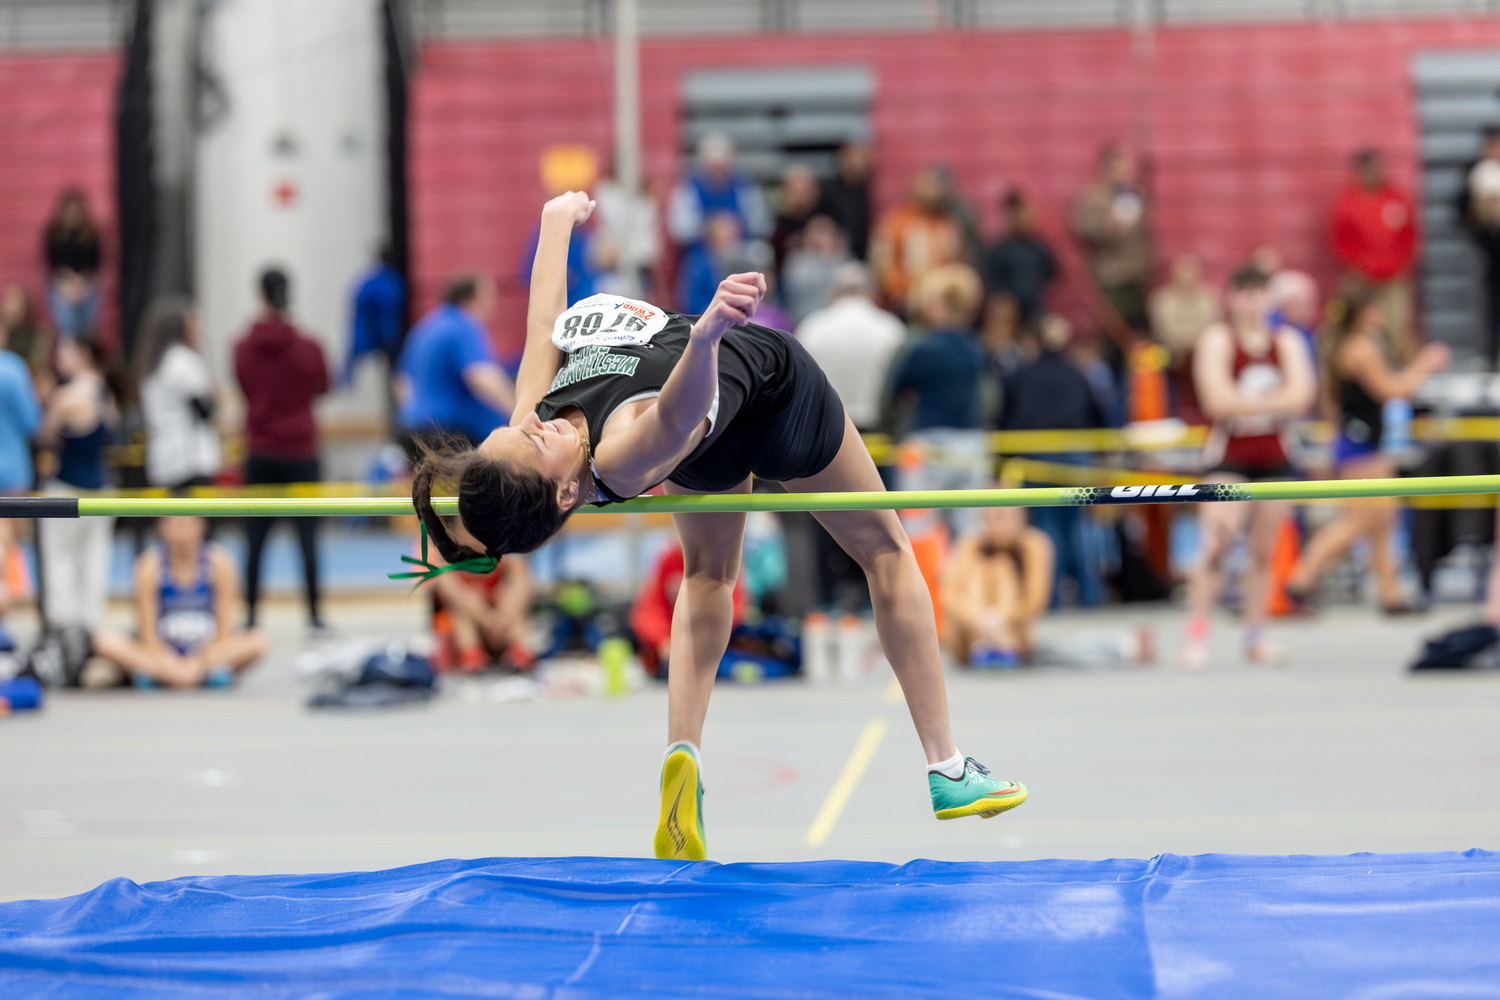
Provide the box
[0,130,1476,686]
[0,187,330,685]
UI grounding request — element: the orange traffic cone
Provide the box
[1128,341,1171,424]
[1266,516,1301,617]
[5,539,31,602]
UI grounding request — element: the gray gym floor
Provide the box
[3,596,1498,902]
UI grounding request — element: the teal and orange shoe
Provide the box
[929,757,1027,820]
[654,743,707,860]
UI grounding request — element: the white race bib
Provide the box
[551,294,671,352]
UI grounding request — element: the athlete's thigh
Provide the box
[782,413,907,562]
[664,477,751,581]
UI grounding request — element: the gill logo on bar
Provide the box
[1109,484,1201,499]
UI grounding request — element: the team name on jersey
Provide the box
[549,344,641,392]
[551,293,671,351]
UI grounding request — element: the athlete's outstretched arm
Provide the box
[511,191,595,424]
[593,273,765,496]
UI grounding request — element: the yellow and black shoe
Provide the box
[654,743,707,860]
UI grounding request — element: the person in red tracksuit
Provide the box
[1331,149,1418,364]
[234,267,331,635]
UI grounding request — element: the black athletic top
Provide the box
[1337,375,1384,448]
[534,293,828,503]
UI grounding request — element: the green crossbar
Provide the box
[0,475,1496,518]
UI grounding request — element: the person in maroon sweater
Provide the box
[234,267,331,634]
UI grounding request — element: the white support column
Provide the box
[612,0,643,296]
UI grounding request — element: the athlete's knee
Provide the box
[1198,531,1232,569]
[859,537,919,593]
[682,553,742,590]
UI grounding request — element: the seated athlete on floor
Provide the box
[942,504,1055,669]
[630,541,749,677]
[93,515,268,688]
[409,191,1026,861]
[429,553,535,673]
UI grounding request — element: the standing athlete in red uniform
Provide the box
[1181,264,1316,669]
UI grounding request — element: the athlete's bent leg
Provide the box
[786,415,1025,820]
[92,631,200,687]
[1362,504,1403,608]
[199,630,269,674]
[785,416,954,763]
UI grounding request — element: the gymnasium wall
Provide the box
[0,51,119,346]
[411,16,1500,352]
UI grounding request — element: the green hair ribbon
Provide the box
[389,521,498,589]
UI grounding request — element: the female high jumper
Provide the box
[410,191,1025,860]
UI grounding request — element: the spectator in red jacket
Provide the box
[1331,149,1419,363]
[630,542,747,676]
[233,267,331,635]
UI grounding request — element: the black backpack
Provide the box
[23,625,94,688]
[1410,625,1500,671]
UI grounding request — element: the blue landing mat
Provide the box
[2,851,1499,999]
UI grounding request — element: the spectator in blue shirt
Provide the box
[0,346,40,651]
[675,211,775,315]
[395,274,515,453]
[346,244,407,385]
[0,348,39,494]
[667,133,771,250]
[891,264,989,538]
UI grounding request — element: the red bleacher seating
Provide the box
[413,16,1500,352]
[0,52,120,347]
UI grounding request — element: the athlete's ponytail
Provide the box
[411,441,572,562]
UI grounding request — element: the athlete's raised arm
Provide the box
[512,191,595,424]
[593,272,765,497]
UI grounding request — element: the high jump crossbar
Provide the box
[1,475,1498,518]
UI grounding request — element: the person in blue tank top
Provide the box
[93,515,267,687]
[408,192,1027,862]
[37,335,117,631]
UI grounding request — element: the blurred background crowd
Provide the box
[7,0,1500,695]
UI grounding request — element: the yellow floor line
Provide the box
[884,677,904,705]
[805,717,889,847]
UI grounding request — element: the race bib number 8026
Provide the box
[552,294,671,352]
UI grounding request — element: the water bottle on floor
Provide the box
[837,616,865,684]
[802,613,831,683]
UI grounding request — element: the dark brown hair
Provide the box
[46,187,100,244]
[411,440,571,563]
[1228,262,1270,292]
[1319,282,1380,408]
[444,274,481,306]
[134,294,195,383]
